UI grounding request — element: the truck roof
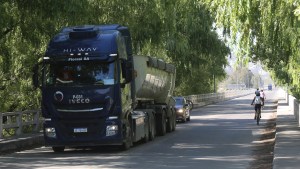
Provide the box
[45,24,132,61]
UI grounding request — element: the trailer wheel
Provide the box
[156,110,166,136]
[166,116,172,133]
[52,146,65,152]
[172,109,176,131]
[166,109,173,133]
[142,115,150,143]
[142,129,149,143]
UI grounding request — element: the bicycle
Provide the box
[255,106,262,125]
[251,103,262,125]
[251,93,263,125]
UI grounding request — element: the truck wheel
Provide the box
[166,108,175,132]
[156,111,166,136]
[166,116,172,133]
[172,109,176,131]
[142,129,149,143]
[149,113,156,141]
[120,121,133,151]
[142,116,150,143]
[52,146,65,152]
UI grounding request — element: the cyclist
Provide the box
[251,92,263,120]
[260,89,266,107]
[255,88,260,95]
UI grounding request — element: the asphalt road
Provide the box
[0,90,278,169]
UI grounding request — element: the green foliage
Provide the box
[203,0,300,98]
[0,0,229,112]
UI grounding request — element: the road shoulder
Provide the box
[273,98,300,168]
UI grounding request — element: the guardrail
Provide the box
[0,110,41,139]
[185,89,253,108]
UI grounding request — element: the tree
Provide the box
[203,0,300,98]
[0,0,229,111]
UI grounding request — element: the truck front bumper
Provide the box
[43,118,124,147]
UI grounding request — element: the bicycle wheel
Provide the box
[256,109,261,125]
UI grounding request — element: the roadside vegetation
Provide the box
[0,0,229,112]
[1,1,299,112]
[203,0,300,98]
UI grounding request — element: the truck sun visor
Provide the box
[69,26,98,39]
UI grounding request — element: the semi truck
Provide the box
[32,24,176,152]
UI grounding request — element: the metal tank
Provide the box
[133,55,176,104]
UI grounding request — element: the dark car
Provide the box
[174,96,192,122]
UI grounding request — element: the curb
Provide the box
[0,133,44,155]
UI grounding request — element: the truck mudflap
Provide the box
[131,111,149,142]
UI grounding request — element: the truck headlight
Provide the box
[106,125,118,136]
[45,127,56,138]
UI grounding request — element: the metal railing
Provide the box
[185,89,253,107]
[0,110,41,139]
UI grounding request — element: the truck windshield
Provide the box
[44,61,116,86]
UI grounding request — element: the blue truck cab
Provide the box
[33,25,137,152]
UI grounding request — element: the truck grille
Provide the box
[55,104,106,118]
[57,118,106,140]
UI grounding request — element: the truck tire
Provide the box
[142,114,150,143]
[166,116,172,133]
[149,112,156,141]
[120,121,133,151]
[142,129,149,143]
[52,146,65,152]
[171,109,176,131]
[156,110,166,136]
[166,108,173,133]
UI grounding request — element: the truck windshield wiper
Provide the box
[95,80,104,85]
[56,78,74,84]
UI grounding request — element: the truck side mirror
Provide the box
[32,64,40,89]
[121,59,133,83]
[125,61,133,82]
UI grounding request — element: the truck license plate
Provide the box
[74,128,87,133]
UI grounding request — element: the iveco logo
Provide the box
[54,91,64,102]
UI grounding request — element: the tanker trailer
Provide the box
[132,55,176,136]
